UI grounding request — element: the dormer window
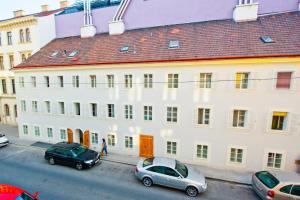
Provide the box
[51,51,59,57]
[260,36,274,43]
[68,51,79,58]
[169,40,180,49]
[120,46,129,52]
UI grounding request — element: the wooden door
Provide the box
[83,130,90,148]
[139,135,153,157]
[67,128,73,144]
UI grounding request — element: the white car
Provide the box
[0,134,9,147]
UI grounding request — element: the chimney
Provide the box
[298,1,300,11]
[109,0,132,35]
[41,5,49,12]
[60,0,69,8]
[80,0,96,38]
[233,0,259,22]
[13,10,25,18]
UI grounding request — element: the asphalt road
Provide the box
[0,144,259,200]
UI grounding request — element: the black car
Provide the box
[44,142,101,170]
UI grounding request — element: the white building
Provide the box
[0,2,68,125]
[13,10,300,173]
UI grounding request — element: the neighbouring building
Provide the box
[13,0,300,173]
[0,2,67,125]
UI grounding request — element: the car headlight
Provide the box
[84,160,94,164]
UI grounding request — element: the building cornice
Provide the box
[0,16,37,30]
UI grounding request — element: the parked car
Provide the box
[135,157,207,197]
[44,142,101,170]
[252,171,300,200]
[0,134,9,147]
[0,184,38,200]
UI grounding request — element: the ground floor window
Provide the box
[125,136,133,148]
[47,127,53,138]
[167,141,177,155]
[91,132,99,144]
[23,125,28,135]
[267,152,283,169]
[60,129,66,141]
[196,144,208,159]
[229,147,244,164]
[108,134,115,146]
[34,126,40,137]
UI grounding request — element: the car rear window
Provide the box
[143,158,154,167]
[255,171,280,189]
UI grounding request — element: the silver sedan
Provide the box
[135,157,207,197]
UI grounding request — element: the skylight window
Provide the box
[169,40,180,49]
[51,51,59,57]
[68,51,79,58]
[120,46,129,52]
[260,36,274,43]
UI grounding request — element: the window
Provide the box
[32,101,38,112]
[167,141,177,155]
[125,136,133,148]
[291,185,300,197]
[60,129,67,141]
[30,76,36,88]
[68,51,78,58]
[144,106,152,121]
[91,132,98,144]
[260,36,274,43]
[58,76,64,87]
[25,28,31,42]
[199,73,212,89]
[279,185,292,194]
[9,55,14,69]
[271,112,288,131]
[120,46,129,52]
[90,103,97,117]
[2,79,7,94]
[144,74,153,88]
[90,75,97,88]
[276,72,292,89]
[236,72,249,89]
[125,74,133,88]
[108,134,115,146]
[19,77,25,88]
[232,110,247,127]
[197,145,208,159]
[23,125,28,135]
[4,104,9,116]
[164,167,179,177]
[197,108,210,125]
[7,32,12,45]
[58,102,65,114]
[72,76,79,88]
[230,148,244,164]
[124,105,133,119]
[0,56,4,70]
[267,152,283,169]
[21,100,26,112]
[45,101,51,113]
[167,74,179,88]
[107,104,115,118]
[11,79,15,94]
[14,105,17,117]
[44,76,50,87]
[74,103,80,116]
[19,29,24,43]
[167,106,178,123]
[169,40,180,49]
[47,127,53,138]
[34,126,40,137]
[107,75,114,88]
[21,54,26,62]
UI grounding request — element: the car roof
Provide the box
[0,184,23,199]
[268,170,300,183]
[52,142,80,149]
[153,157,176,168]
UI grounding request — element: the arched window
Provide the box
[19,29,24,43]
[4,104,9,116]
[25,28,31,42]
[14,105,17,117]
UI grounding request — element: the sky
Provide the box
[0,0,76,20]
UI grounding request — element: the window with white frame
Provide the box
[90,75,97,88]
[74,102,80,116]
[167,106,178,123]
[267,152,283,169]
[91,103,97,117]
[60,129,67,141]
[125,136,133,148]
[72,76,79,88]
[19,77,24,88]
[58,76,64,87]
[232,110,247,127]
[107,104,115,118]
[31,76,36,87]
[125,74,133,88]
[107,75,114,88]
[199,73,212,89]
[21,100,26,112]
[167,74,179,88]
[58,102,65,114]
[91,132,99,144]
[34,126,40,137]
[44,76,50,87]
[124,105,133,119]
[167,141,177,155]
[32,101,38,112]
[23,125,28,135]
[229,147,244,164]
[271,112,288,131]
[235,72,249,89]
[144,74,153,88]
[45,101,51,114]
[197,108,210,125]
[108,134,115,146]
[47,127,53,138]
[144,106,153,121]
[196,144,208,159]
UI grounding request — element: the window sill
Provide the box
[269,129,288,134]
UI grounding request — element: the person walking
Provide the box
[101,138,107,156]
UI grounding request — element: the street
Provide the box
[0,144,259,200]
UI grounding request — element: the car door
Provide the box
[54,148,68,165]
[291,185,300,200]
[163,167,185,190]
[275,184,292,200]
[146,166,166,185]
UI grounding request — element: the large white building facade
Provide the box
[13,10,300,173]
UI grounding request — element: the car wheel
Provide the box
[186,186,198,197]
[49,157,55,165]
[142,177,153,187]
[75,162,83,170]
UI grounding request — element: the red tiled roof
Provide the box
[15,11,300,69]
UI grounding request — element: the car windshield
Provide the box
[175,160,188,178]
[72,146,87,156]
[143,158,154,167]
[255,171,280,189]
[15,192,35,200]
